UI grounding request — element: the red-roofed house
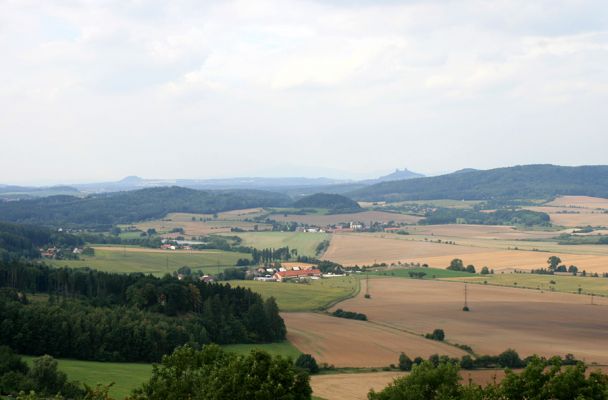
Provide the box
[273,269,322,282]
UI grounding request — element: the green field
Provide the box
[230,277,360,311]
[225,231,330,257]
[21,342,300,399]
[47,247,249,275]
[22,356,152,399]
[450,272,608,296]
[222,341,301,359]
[370,267,477,279]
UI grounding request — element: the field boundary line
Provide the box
[317,276,361,311]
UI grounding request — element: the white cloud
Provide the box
[0,0,607,183]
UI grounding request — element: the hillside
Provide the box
[293,193,362,212]
[350,165,608,201]
[0,187,291,228]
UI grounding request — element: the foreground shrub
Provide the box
[130,345,311,400]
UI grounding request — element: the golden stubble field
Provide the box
[335,278,608,365]
[282,312,466,368]
[523,196,608,227]
[311,370,509,400]
[322,232,608,273]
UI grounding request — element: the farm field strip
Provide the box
[47,247,248,274]
[223,231,329,257]
[230,277,359,312]
[283,312,467,368]
[270,210,422,226]
[448,273,608,297]
[334,278,608,365]
[311,370,511,400]
[322,232,608,272]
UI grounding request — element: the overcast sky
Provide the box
[1,0,607,185]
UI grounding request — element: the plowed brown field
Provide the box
[282,312,466,368]
[334,278,608,365]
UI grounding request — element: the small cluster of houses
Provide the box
[40,247,84,258]
[253,262,343,282]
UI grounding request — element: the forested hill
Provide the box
[0,186,291,228]
[349,165,608,201]
[294,193,362,212]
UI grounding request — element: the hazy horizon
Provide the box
[2,0,607,184]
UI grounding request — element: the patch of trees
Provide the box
[408,271,427,279]
[293,193,362,213]
[446,259,476,273]
[372,353,595,400]
[0,187,291,228]
[0,222,83,262]
[421,208,550,226]
[331,308,367,321]
[557,234,608,245]
[425,329,445,341]
[315,239,330,256]
[350,164,608,202]
[130,345,312,400]
[0,262,286,362]
[0,346,84,398]
[295,354,319,374]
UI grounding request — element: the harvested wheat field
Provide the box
[322,233,608,272]
[404,250,608,273]
[547,196,608,209]
[403,224,558,240]
[271,211,421,226]
[282,312,466,368]
[311,370,509,400]
[335,278,608,364]
[322,233,482,266]
[525,206,608,227]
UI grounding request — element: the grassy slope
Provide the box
[21,342,302,399]
[450,272,608,296]
[46,247,248,275]
[230,277,359,312]
[225,231,330,257]
[22,356,152,399]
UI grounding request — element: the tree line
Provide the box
[0,261,286,362]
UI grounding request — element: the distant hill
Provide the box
[0,185,80,200]
[74,176,349,193]
[349,165,608,201]
[293,193,362,212]
[0,187,291,228]
[368,168,424,183]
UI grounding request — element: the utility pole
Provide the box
[463,283,470,311]
[365,269,370,299]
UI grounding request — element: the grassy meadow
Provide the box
[225,231,330,257]
[47,247,249,275]
[21,342,300,399]
[230,276,360,311]
[22,356,152,399]
[370,267,478,279]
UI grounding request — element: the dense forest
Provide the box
[0,186,292,228]
[350,164,608,201]
[293,192,362,212]
[0,262,286,362]
[421,208,551,226]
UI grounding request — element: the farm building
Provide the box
[273,269,322,282]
